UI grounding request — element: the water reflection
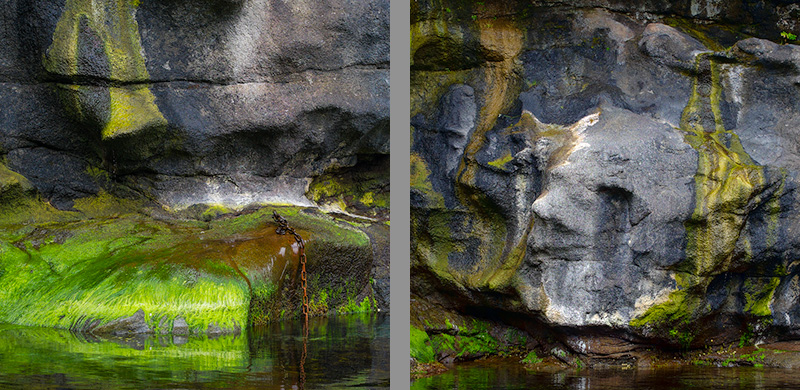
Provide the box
[411,357,800,390]
[0,313,388,389]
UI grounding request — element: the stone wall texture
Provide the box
[411,0,800,355]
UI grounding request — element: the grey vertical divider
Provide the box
[390,0,411,388]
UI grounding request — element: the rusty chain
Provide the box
[272,211,309,320]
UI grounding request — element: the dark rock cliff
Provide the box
[411,0,800,365]
[2,0,389,211]
[0,0,389,335]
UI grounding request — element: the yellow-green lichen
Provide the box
[72,191,142,218]
[0,164,32,192]
[743,277,780,317]
[410,19,464,69]
[45,0,150,81]
[306,159,389,218]
[104,87,167,139]
[0,163,34,207]
[359,192,375,206]
[410,16,530,303]
[487,151,513,170]
[632,54,775,329]
[663,16,752,52]
[630,273,706,328]
[410,153,445,208]
[682,55,765,277]
[85,165,110,184]
[200,204,232,222]
[453,173,514,290]
[45,0,167,139]
[411,213,459,287]
[483,238,527,290]
[410,72,470,119]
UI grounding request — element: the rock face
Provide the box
[411,0,800,359]
[1,0,389,210]
[0,0,388,334]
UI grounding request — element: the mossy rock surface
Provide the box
[0,194,376,334]
[306,155,390,220]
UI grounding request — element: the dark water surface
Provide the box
[411,357,800,390]
[0,313,388,389]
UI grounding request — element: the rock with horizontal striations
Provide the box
[0,0,389,212]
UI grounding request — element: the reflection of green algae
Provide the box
[0,314,387,387]
[45,0,166,139]
[0,324,248,376]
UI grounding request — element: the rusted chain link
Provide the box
[272,211,309,389]
[272,211,309,320]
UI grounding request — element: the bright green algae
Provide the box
[0,193,373,334]
[411,325,436,363]
[0,213,248,333]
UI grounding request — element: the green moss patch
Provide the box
[0,163,35,208]
[743,277,780,317]
[521,350,542,364]
[426,323,500,361]
[306,155,389,219]
[411,326,436,363]
[0,192,375,333]
[0,215,249,334]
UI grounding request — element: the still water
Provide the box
[411,357,800,390]
[0,313,388,389]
